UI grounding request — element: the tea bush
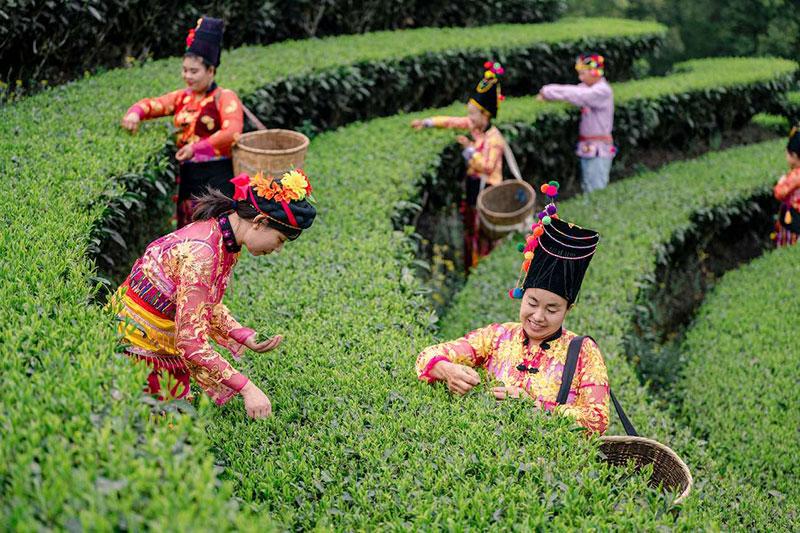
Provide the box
[678,245,800,506]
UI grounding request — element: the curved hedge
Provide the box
[1,0,566,90]
[439,139,799,528]
[678,245,800,504]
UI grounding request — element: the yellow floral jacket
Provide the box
[427,116,505,186]
[416,323,610,433]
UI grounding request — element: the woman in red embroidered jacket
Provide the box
[411,62,506,270]
[110,170,316,419]
[120,17,244,228]
[772,123,800,247]
[415,183,610,433]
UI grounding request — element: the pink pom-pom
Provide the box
[546,185,558,197]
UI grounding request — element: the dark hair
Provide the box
[192,188,301,239]
[183,52,215,72]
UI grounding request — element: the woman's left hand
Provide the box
[456,135,471,147]
[491,386,525,400]
[175,144,195,162]
[245,333,284,353]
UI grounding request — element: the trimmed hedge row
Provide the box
[439,140,799,528]
[0,20,663,529]
[678,245,800,505]
[1,0,566,90]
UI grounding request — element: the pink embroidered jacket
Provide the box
[416,323,610,433]
[133,218,254,404]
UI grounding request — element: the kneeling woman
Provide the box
[111,170,315,419]
[120,17,244,227]
[415,187,609,433]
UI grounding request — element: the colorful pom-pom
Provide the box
[512,287,524,299]
[524,251,533,260]
[533,226,544,237]
[548,180,560,189]
[542,216,552,225]
[546,204,557,216]
[522,259,531,271]
[526,234,535,242]
[517,243,525,252]
[531,239,539,249]
[540,184,549,194]
[537,212,545,220]
[546,185,558,197]
[485,61,493,68]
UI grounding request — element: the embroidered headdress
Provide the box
[185,17,224,68]
[575,54,605,77]
[469,61,505,119]
[230,169,316,240]
[509,181,599,304]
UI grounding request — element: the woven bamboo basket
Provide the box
[232,129,309,178]
[476,180,537,239]
[599,435,693,505]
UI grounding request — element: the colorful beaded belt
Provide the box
[127,265,177,319]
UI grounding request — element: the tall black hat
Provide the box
[509,181,599,304]
[186,17,224,68]
[788,122,800,156]
[469,61,504,119]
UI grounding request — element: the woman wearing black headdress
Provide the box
[109,170,316,419]
[120,17,244,227]
[415,182,610,434]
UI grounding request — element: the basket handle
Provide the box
[558,336,639,436]
[502,136,523,181]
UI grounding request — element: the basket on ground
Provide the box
[599,435,693,505]
[477,180,537,239]
[232,129,309,178]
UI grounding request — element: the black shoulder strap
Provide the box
[558,336,638,436]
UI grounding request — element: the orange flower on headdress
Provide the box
[250,169,312,203]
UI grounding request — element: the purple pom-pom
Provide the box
[546,204,557,215]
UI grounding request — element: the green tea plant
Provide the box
[678,245,800,506]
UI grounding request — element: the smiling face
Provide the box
[467,101,490,129]
[519,288,570,342]
[182,55,215,93]
[242,224,287,257]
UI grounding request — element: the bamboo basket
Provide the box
[599,435,693,505]
[232,129,309,178]
[476,180,537,239]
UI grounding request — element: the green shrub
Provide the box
[440,139,798,528]
[0,0,566,93]
[678,245,800,505]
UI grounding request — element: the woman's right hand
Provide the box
[431,361,480,396]
[240,381,272,419]
[121,112,140,135]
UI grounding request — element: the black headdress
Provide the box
[186,17,224,68]
[231,170,317,240]
[469,61,504,119]
[510,181,599,304]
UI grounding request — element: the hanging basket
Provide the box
[232,129,309,178]
[476,180,537,240]
[599,435,693,505]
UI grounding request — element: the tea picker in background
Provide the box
[411,62,510,271]
[109,170,316,419]
[414,183,611,434]
[771,123,800,247]
[538,54,615,193]
[120,17,244,228]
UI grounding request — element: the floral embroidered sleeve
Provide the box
[545,338,610,433]
[427,116,472,129]
[415,324,498,382]
[774,168,800,201]
[172,242,249,405]
[192,89,244,162]
[208,302,255,360]
[126,89,184,121]
[467,130,504,177]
